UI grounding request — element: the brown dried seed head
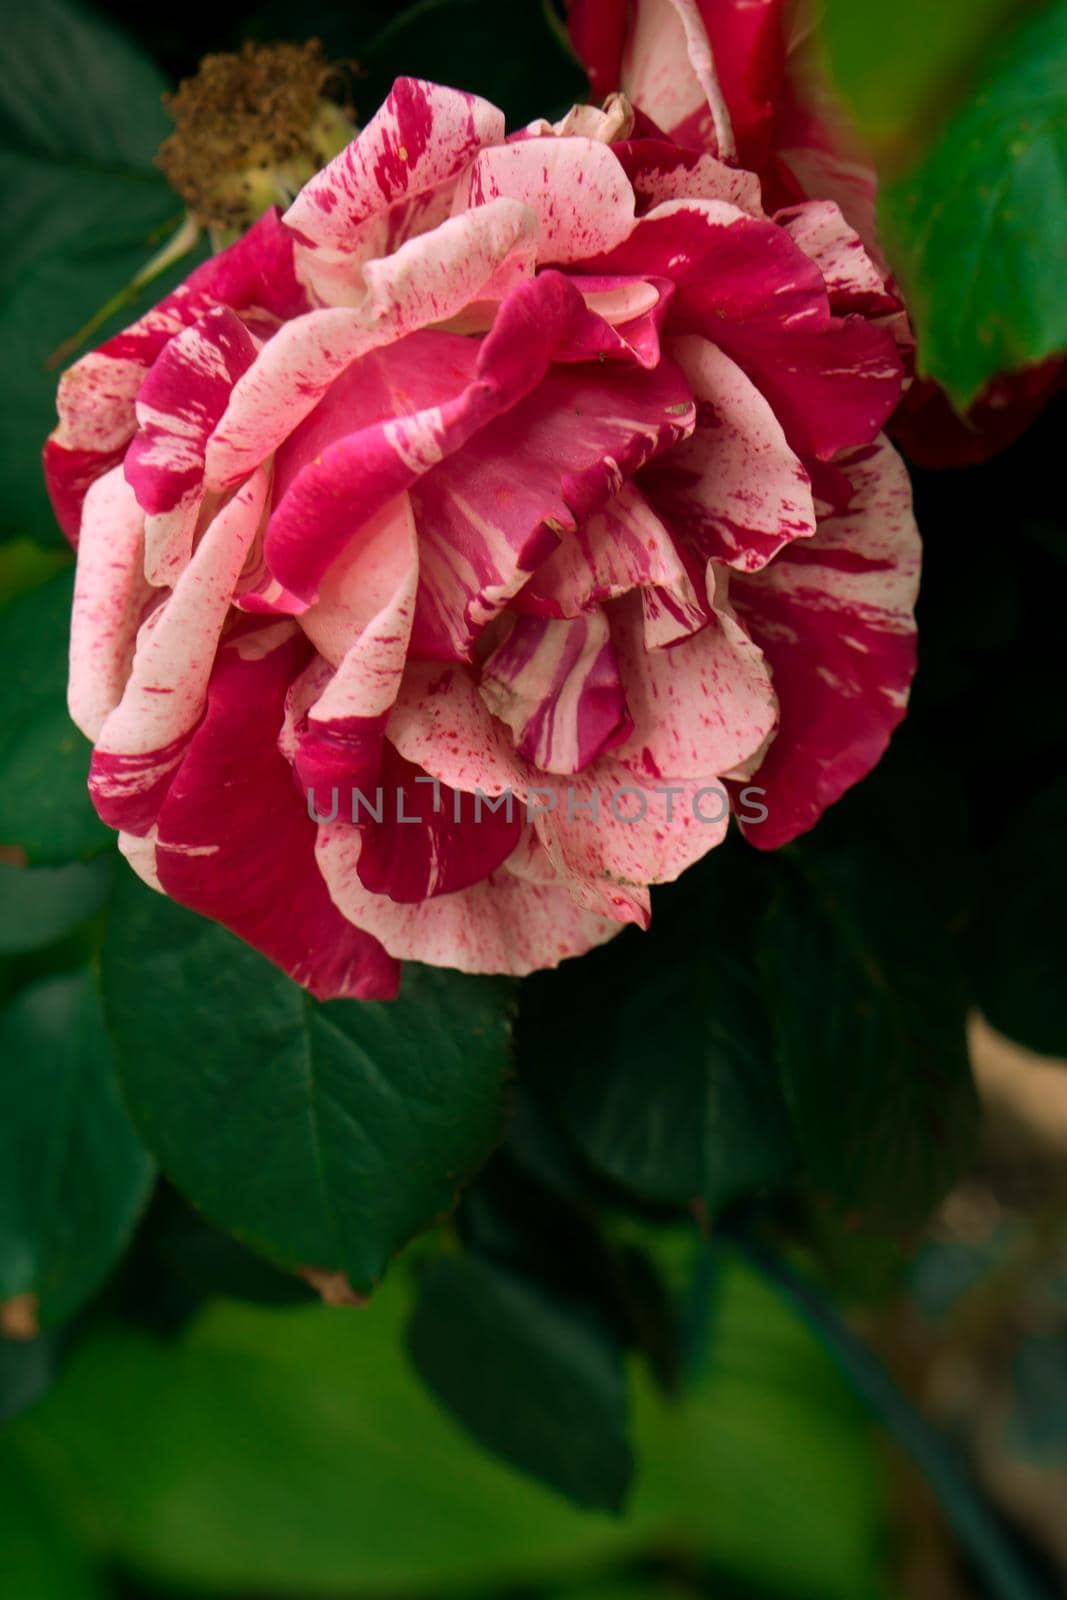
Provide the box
[156,40,356,232]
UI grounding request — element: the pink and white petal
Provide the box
[361,193,538,325]
[410,353,696,658]
[284,78,506,305]
[154,622,398,1000]
[117,827,163,892]
[43,210,306,540]
[518,481,704,644]
[614,138,763,214]
[300,492,418,667]
[123,306,259,584]
[774,148,880,268]
[568,0,785,169]
[570,277,662,327]
[204,198,538,491]
[777,200,896,313]
[125,307,258,516]
[537,757,729,906]
[265,271,591,607]
[89,468,269,832]
[141,501,206,594]
[557,872,652,930]
[287,77,506,247]
[620,0,735,158]
[480,610,632,775]
[501,826,562,884]
[206,310,381,493]
[696,0,788,170]
[287,186,464,311]
[519,481,679,613]
[567,0,627,102]
[560,274,674,369]
[733,436,920,849]
[45,427,135,548]
[317,821,621,975]
[643,334,816,572]
[279,653,333,779]
[461,138,637,263]
[388,662,528,799]
[179,205,309,327]
[291,495,418,794]
[512,825,651,938]
[68,467,152,740]
[231,492,304,619]
[761,314,908,453]
[549,97,635,142]
[612,580,777,780]
[53,210,303,455]
[272,328,481,503]
[640,578,709,649]
[353,741,522,902]
[501,826,651,931]
[590,199,903,462]
[591,198,825,327]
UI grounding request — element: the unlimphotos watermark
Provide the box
[306,780,769,827]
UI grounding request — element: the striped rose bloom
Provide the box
[45,72,917,999]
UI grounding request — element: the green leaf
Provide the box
[972,778,1067,1058]
[759,844,978,1232]
[409,1254,633,1512]
[0,538,70,610]
[0,970,155,1327]
[6,1255,886,1599]
[0,858,112,955]
[0,571,111,864]
[1,0,170,165]
[819,0,1018,161]
[0,1328,65,1424]
[0,1442,107,1600]
[519,848,794,1214]
[546,1582,678,1600]
[102,871,515,1291]
[459,1157,682,1394]
[1,0,198,545]
[634,1252,889,1599]
[119,1187,316,1336]
[547,953,791,1213]
[360,0,587,128]
[879,0,1067,408]
[10,1284,643,1595]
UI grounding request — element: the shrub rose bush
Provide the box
[44,73,918,999]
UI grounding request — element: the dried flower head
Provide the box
[157,40,356,236]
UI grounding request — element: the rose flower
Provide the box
[44,73,918,999]
[568,0,1064,462]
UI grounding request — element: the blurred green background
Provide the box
[2,1227,893,1600]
